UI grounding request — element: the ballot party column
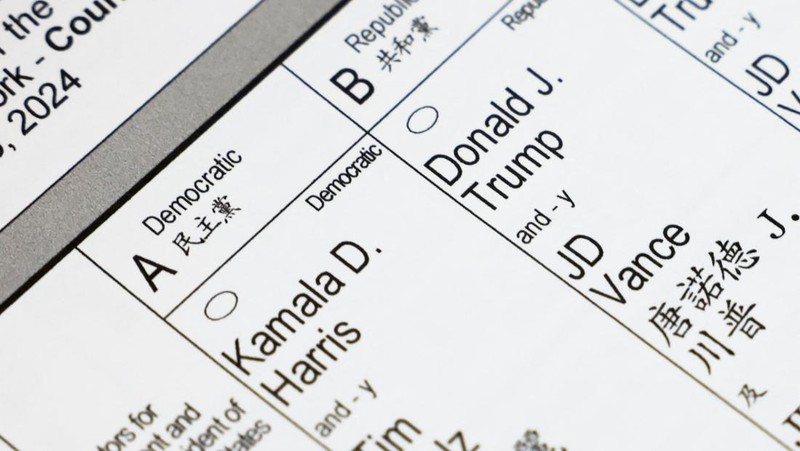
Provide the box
[367,0,800,448]
[287,0,800,448]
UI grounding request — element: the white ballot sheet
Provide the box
[2,1,800,450]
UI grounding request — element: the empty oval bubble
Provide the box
[205,291,238,321]
[406,105,439,134]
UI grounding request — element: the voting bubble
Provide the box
[205,291,238,321]
[406,105,439,134]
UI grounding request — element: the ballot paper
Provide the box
[2,0,800,449]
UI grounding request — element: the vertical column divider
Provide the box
[74,246,332,451]
[0,433,19,451]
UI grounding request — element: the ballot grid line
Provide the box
[282,64,369,134]
[75,247,331,451]
[0,433,18,451]
[613,0,800,135]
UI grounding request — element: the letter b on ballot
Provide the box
[331,68,374,105]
